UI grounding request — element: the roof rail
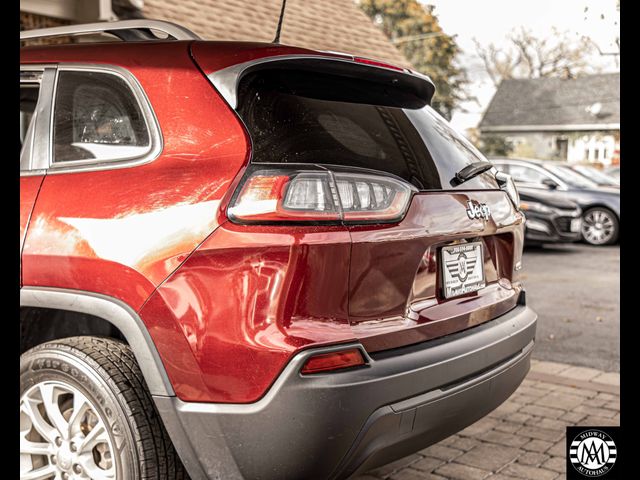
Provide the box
[20,19,201,42]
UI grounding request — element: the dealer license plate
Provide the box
[441,242,486,299]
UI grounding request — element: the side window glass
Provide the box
[53,70,150,163]
[508,164,548,185]
[20,80,40,158]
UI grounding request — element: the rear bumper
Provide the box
[155,303,537,480]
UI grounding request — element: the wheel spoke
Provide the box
[38,384,70,440]
[67,391,91,437]
[20,464,56,480]
[21,399,56,444]
[79,422,108,453]
[20,435,51,456]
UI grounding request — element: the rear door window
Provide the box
[237,69,498,191]
[52,70,151,164]
[20,71,41,164]
[20,84,39,151]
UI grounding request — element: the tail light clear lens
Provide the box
[228,167,416,224]
[495,171,520,208]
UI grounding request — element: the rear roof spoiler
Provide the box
[206,54,436,110]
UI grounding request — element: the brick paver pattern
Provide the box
[354,360,620,480]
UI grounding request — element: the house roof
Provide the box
[142,0,410,68]
[479,73,620,132]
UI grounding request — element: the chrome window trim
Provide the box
[20,286,174,397]
[47,63,163,174]
[20,64,56,172]
[20,169,47,177]
[207,54,435,110]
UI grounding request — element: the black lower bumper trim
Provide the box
[334,340,533,478]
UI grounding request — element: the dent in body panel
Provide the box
[140,223,355,403]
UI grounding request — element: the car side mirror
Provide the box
[542,178,558,190]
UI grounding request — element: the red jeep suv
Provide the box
[20,20,537,480]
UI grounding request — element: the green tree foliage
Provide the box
[359,0,469,119]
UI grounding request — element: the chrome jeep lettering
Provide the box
[466,200,491,221]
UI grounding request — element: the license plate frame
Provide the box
[441,242,486,299]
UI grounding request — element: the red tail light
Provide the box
[228,167,416,224]
[301,348,367,374]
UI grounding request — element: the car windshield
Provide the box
[545,165,599,188]
[574,166,619,186]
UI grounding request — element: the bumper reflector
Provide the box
[301,348,367,374]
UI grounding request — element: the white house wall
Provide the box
[568,134,616,165]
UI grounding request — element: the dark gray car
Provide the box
[519,188,582,245]
[491,158,620,245]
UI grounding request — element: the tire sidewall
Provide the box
[20,343,138,480]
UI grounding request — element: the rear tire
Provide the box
[581,207,619,245]
[20,336,189,480]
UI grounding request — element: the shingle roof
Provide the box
[479,73,620,131]
[142,0,410,68]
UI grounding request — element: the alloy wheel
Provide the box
[581,209,617,245]
[20,381,115,480]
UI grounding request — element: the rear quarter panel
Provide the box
[20,42,249,310]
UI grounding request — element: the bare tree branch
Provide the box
[474,27,595,84]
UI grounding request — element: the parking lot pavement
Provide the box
[356,360,620,480]
[521,244,620,372]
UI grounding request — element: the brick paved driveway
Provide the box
[354,360,620,480]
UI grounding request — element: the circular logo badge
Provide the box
[457,253,469,281]
[570,429,617,477]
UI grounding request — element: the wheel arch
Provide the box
[582,203,620,221]
[20,286,174,397]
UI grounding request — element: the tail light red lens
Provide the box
[301,348,367,374]
[228,167,416,224]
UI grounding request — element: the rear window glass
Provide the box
[237,69,498,191]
